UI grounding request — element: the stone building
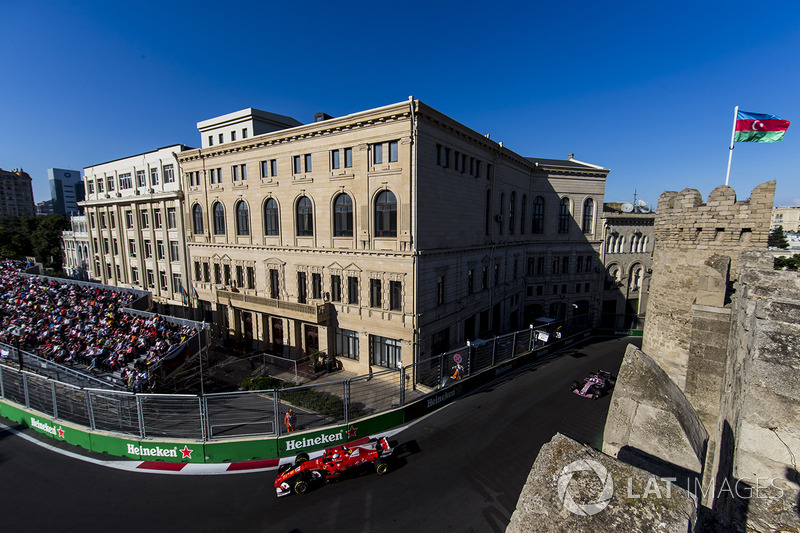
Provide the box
[177,98,609,373]
[79,145,195,317]
[600,202,654,329]
[61,215,90,280]
[0,168,35,217]
[770,205,800,232]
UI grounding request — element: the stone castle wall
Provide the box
[641,181,775,389]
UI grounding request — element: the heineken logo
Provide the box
[426,389,456,408]
[285,431,344,451]
[31,417,64,439]
[127,443,194,459]
[494,363,513,376]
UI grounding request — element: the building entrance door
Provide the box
[271,317,284,356]
[305,325,319,356]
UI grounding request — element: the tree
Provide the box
[768,225,790,249]
[30,215,69,270]
[774,254,800,271]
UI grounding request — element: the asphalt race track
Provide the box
[0,336,638,533]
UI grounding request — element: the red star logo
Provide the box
[57,427,64,438]
[180,446,193,459]
[347,426,358,438]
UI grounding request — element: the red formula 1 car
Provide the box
[275,437,394,497]
[571,370,616,399]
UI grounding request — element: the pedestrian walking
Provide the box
[284,409,297,433]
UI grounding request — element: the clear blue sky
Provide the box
[3,1,800,208]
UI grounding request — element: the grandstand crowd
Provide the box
[0,261,197,391]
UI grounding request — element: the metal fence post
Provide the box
[343,380,350,424]
[0,365,4,399]
[273,388,280,437]
[438,354,444,389]
[51,381,59,420]
[22,372,29,408]
[491,337,498,366]
[512,331,518,357]
[86,390,96,431]
[199,395,207,441]
[136,395,146,439]
[399,367,405,406]
[528,325,534,351]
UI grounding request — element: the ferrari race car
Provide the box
[275,437,394,497]
[571,370,616,399]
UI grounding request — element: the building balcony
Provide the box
[217,289,330,325]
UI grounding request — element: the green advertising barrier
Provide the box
[205,438,278,463]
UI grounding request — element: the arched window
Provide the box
[558,197,570,234]
[582,198,594,234]
[509,192,516,234]
[532,196,544,234]
[630,264,643,290]
[192,204,204,234]
[374,190,397,238]
[296,196,313,236]
[520,195,527,235]
[641,236,648,253]
[264,198,279,236]
[213,202,225,235]
[333,193,353,237]
[235,201,249,236]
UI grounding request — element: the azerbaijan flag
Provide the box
[734,111,791,143]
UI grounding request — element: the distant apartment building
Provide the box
[48,168,85,216]
[0,168,36,217]
[36,199,55,215]
[600,202,655,329]
[61,215,90,280]
[178,99,609,374]
[770,206,800,232]
[79,145,194,317]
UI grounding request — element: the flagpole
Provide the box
[725,105,739,186]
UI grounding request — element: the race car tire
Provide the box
[375,460,390,475]
[571,380,580,391]
[294,452,309,466]
[294,479,309,495]
[590,387,600,400]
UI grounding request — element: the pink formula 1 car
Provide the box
[571,370,616,399]
[275,437,394,497]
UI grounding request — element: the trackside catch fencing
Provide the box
[0,315,593,444]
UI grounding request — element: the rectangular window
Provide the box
[585,282,591,292]
[537,257,545,276]
[219,133,223,144]
[141,210,149,229]
[261,161,270,178]
[344,147,353,168]
[331,274,341,302]
[270,159,278,176]
[232,165,239,181]
[128,239,136,257]
[241,164,247,180]
[242,128,248,139]
[100,213,107,228]
[312,272,322,299]
[163,164,175,184]
[468,269,474,293]
[167,207,176,229]
[236,265,244,288]
[214,264,221,284]
[170,240,179,261]
[131,267,139,284]
[562,256,569,274]
[585,256,592,271]
[443,148,450,168]
[112,239,118,255]
[270,268,279,299]
[194,261,201,281]
[160,271,168,290]
[577,256,583,273]
[231,130,236,141]
[482,266,488,290]
[97,179,103,193]
[223,264,231,286]
[370,279,382,308]
[203,262,210,283]
[347,276,359,304]
[154,209,162,229]
[172,273,182,293]
[103,238,109,253]
[209,169,216,184]
[304,154,312,172]
[150,168,159,186]
[371,335,401,369]
[389,141,398,162]
[106,176,115,191]
[331,150,340,169]
[208,135,213,146]
[87,181,94,194]
[247,266,255,289]
[297,271,307,303]
[336,328,359,360]
[437,276,445,305]
[110,213,115,228]
[136,170,146,187]
[552,257,559,274]
[157,240,164,260]
[373,143,383,164]
[389,280,402,311]
[146,269,154,288]
[144,240,152,258]
[119,173,132,189]
[293,155,302,174]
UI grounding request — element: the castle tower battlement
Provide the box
[642,181,775,389]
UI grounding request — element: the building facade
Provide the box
[61,215,90,280]
[599,203,655,329]
[48,168,85,217]
[0,168,36,217]
[79,145,194,317]
[177,99,609,374]
[770,205,800,232]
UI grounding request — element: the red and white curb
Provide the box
[1,421,410,475]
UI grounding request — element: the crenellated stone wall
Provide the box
[642,181,775,390]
